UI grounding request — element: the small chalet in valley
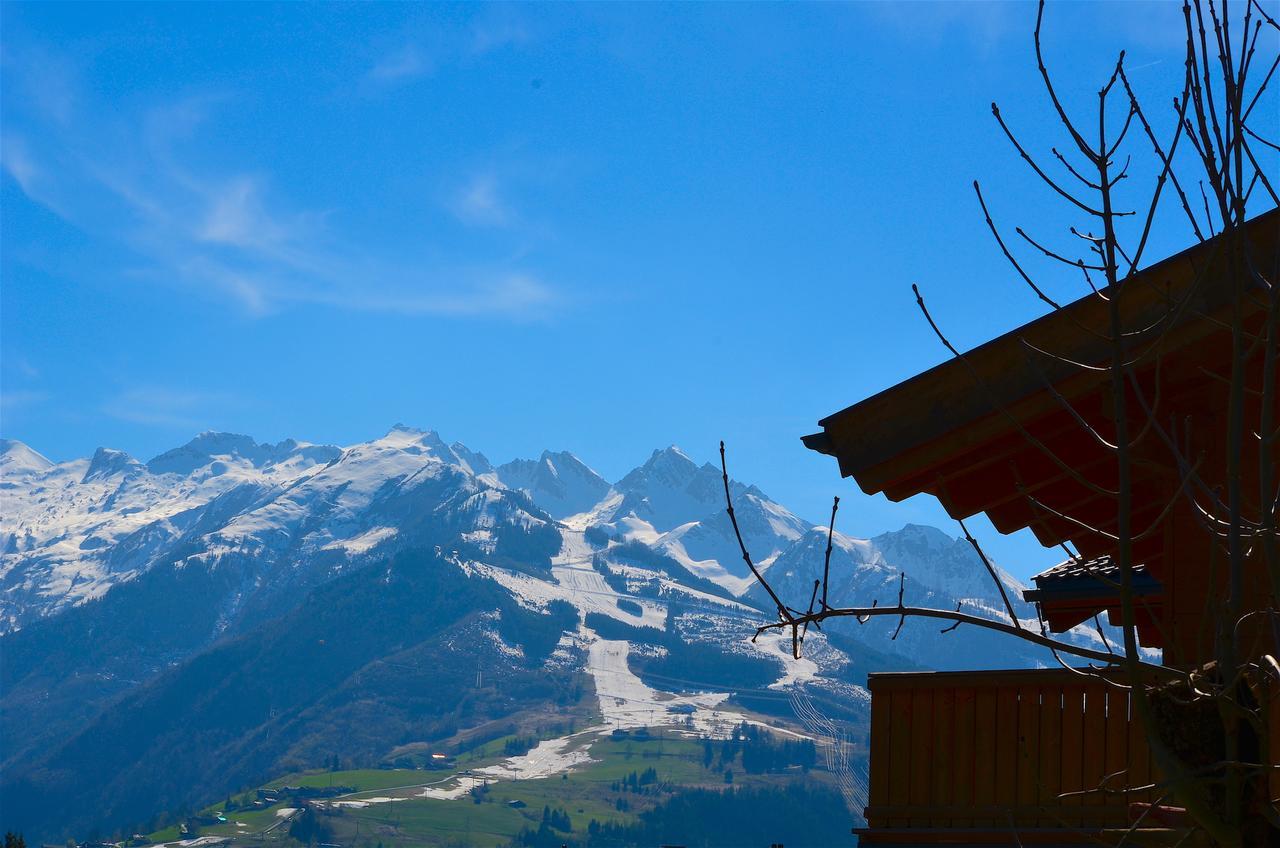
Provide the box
[800,209,1278,845]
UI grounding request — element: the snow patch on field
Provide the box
[480,735,595,781]
[749,629,820,689]
[323,526,397,554]
[329,796,400,808]
[410,737,595,800]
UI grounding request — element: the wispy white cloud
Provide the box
[367,45,431,83]
[450,172,511,227]
[3,47,564,322]
[363,8,533,88]
[198,176,289,249]
[470,13,532,56]
[322,273,557,318]
[0,134,40,194]
[10,356,41,380]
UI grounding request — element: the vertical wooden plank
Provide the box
[1104,685,1130,827]
[1060,685,1085,828]
[1016,683,1042,828]
[908,685,934,826]
[1038,684,1063,828]
[951,686,976,829]
[887,686,913,827]
[1128,690,1153,807]
[931,686,955,828]
[868,682,892,828]
[973,685,998,827]
[1081,683,1108,826]
[1271,681,1279,805]
[995,684,1019,820]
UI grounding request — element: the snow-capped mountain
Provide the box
[0,426,553,631]
[870,523,1024,602]
[0,430,1038,638]
[0,438,53,477]
[582,446,809,594]
[2,426,1098,841]
[493,450,611,519]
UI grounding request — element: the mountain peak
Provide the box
[494,450,611,519]
[651,445,693,462]
[450,441,493,475]
[537,448,594,470]
[871,523,1026,598]
[627,445,699,482]
[379,424,447,448]
[0,439,54,477]
[145,431,337,476]
[878,523,956,551]
[82,447,144,483]
[146,432,261,475]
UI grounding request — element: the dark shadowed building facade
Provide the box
[800,209,1278,845]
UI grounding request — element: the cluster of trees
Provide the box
[702,722,818,774]
[511,806,574,848]
[609,767,659,793]
[540,805,573,832]
[578,784,852,848]
[614,598,643,616]
[483,517,563,578]
[583,525,611,548]
[496,599,579,668]
[502,736,539,757]
[286,808,332,845]
[219,791,257,812]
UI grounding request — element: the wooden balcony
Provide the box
[860,668,1165,846]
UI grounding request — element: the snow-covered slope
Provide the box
[493,450,611,520]
[0,427,554,631]
[0,439,53,478]
[2,428,1084,670]
[585,447,808,594]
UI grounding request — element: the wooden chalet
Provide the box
[800,209,1279,845]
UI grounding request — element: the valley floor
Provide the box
[152,728,840,848]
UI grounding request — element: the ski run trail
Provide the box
[329,527,822,808]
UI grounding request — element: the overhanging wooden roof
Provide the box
[1024,556,1165,645]
[802,208,1279,568]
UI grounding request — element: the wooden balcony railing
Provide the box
[863,668,1157,836]
[862,667,1280,844]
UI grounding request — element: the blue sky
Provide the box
[2,2,1271,578]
